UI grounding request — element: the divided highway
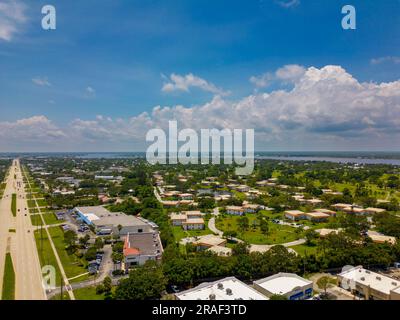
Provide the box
[0,159,46,300]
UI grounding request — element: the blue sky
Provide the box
[0,0,400,151]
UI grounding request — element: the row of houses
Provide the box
[331,203,386,215]
[284,209,336,222]
[316,228,397,245]
[170,211,205,230]
[226,204,263,215]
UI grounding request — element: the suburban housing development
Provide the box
[1,155,400,301]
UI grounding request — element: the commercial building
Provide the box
[175,277,268,300]
[123,232,163,269]
[253,273,313,300]
[74,206,157,236]
[338,266,400,300]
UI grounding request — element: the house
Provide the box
[331,203,353,210]
[193,234,227,250]
[284,210,306,221]
[367,231,396,245]
[226,206,245,216]
[207,245,232,256]
[170,211,205,230]
[178,193,194,200]
[338,266,400,300]
[175,277,268,300]
[364,207,387,215]
[243,204,260,214]
[316,228,342,237]
[305,198,323,206]
[236,185,250,193]
[305,211,330,222]
[314,209,337,217]
[253,273,313,300]
[123,232,163,269]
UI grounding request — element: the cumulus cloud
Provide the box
[162,73,230,96]
[32,77,51,87]
[0,0,27,41]
[370,56,400,65]
[85,86,96,98]
[2,65,400,151]
[70,65,400,149]
[250,64,306,88]
[0,116,65,142]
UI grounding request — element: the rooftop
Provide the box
[123,232,163,257]
[254,273,312,295]
[339,266,400,295]
[176,277,268,300]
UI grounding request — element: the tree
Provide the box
[232,242,250,256]
[260,219,269,235]
[114,261,167,300]
[317,276,334,296]
[103,276,112,293]
[304,229,318,246]
[238,216,249,233]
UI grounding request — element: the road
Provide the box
[0,159,46,300]
[22,165,76,300]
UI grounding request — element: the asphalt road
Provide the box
[0,159,46,300]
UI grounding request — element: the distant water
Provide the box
[2,151,400,166]
[256,156,400,166]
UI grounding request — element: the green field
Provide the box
[31,213,62,226]
[36,199,48,207]
[47,226,90,282]
[216,214,302,245]
[74,286,105,300]
[1,253,15,300]
[11,194,16,217]
[34,229,63,287]
[291,244,319,256]
[27,199,37,208]
[172,225,213,242]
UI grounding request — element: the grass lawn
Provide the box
[30,214,43,226]
[34,229,63,287]
[43,212,63,225]
[47,226,90,282]
[216,214,302,245]
[291,243,319,256]
[74,286,105,300]
[172,225,213,242]
[27,199,37,208]
[1,253,15,300]
[11,193,16,217]
[36,199,48,207]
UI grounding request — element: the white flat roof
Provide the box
[254,273,312,295]
[339,266,400,295]
[176,277,268,300]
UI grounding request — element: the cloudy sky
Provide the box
[0,0,400,152]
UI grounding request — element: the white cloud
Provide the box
[0,116,65,142]
[250,64,306,88]
[84,86,96,98]
[274,0,300,9]
[0,0,27,41]
[72,65,400,150]
[32,77,51,87]
[162,73,230,96]
[370,56,400,65]
[2,65,400,151]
